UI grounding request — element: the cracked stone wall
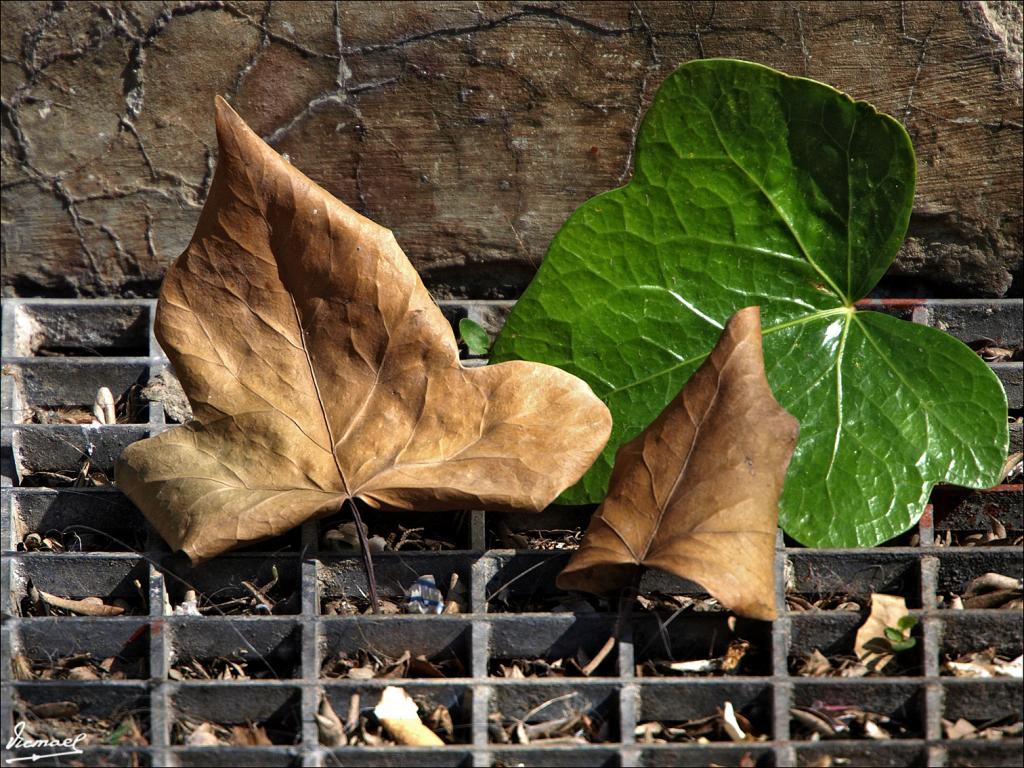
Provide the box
[2,1,1021,299]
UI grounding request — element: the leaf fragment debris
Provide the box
[636,639,752,677]
[323,517,461,553]
[489,692,609,745]
[316,690,456,747]
[933,510,1021,547]
[492,639,616,679]
[790,704,913,740]
[492,519,584,550]
[942,716,1023,741]
[943,648,1023,679]
[322,648,463,680]
[942,572,1024,610]
[171,568,291,616]
[12,652,141,681]
[635,702,766,744]
[998,451,1023,482]
[177,719,274,747]
[793,649,874,678]
[968,338,1022,363]
[169,648,287,681]
[785,593,863,612]
[316,695,345,747]
[374,686,445,746]
[21,532,65,552]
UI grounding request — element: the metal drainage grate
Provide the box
[1,297,1022,768]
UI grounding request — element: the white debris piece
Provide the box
[92,387,116,425]
[173,589,201,616]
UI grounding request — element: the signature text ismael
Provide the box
[6,721,88,751]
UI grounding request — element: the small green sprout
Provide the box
[458,318,490,355]
[883,615,918,653]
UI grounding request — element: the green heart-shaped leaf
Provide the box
[491,59,1008,547]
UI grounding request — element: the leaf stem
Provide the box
[345,497,380,614]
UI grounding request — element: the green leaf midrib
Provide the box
[599,307,851,399]
[824,311,852,506]
[852,312,933,469]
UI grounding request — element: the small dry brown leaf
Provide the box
[965,572,1022,595]
[66,666,100,681]
[230,722,273,746]
[116,98,611,561]
[945,649,1023,678]
[854,593,910,671]
[998,451,1023,482]
[424,703,454,741]
[977,346,1015,362]
[185,722,222,747]
[721,639,751,672]
[556,307,799,620]
[30,701,79,719]
[36,589,125,617]
[316,695,345,747]
[943,718,978,740]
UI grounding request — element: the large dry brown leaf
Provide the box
[556,307,798,620]
[116,97,611,562]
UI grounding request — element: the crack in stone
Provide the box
[346,6,639,58]
[51,177,107,290]
[260,2,395,147]
[230,0,272,97]
[689,1,717,58]
[97,221,131,265]
[901,12,939,124]
[617,2,661,186]
[144,211,158,261]
[796,7,812,74]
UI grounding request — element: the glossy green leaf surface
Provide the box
[491,59,1008,547]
